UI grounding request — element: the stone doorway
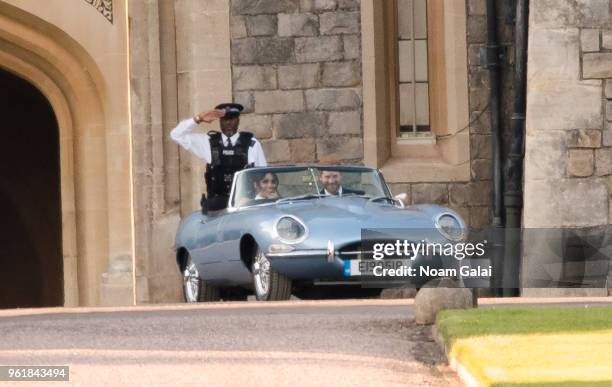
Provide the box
[0,68,63,308]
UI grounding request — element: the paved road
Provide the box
[0,300,459,386]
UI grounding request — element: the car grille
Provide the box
[338,241,418,260]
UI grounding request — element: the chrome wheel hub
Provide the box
[183,260,200,303]
[253,250,271,297]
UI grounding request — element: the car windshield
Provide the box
[231,167,390,208]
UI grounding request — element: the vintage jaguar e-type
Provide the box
[174,165,467,302]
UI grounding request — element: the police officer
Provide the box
[170,103,267,211]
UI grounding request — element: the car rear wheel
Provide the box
[183,253,220,302]
[252,247,291,301]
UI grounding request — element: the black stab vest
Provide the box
[204,131,254,198]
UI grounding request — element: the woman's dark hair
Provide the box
[251,172,279,187]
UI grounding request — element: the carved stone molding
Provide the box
[84,0,113,23]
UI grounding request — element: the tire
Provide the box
[252,246,292,301]
[183,253,220,302]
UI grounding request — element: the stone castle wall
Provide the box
[230,0,364,164]
[523,0,612,295]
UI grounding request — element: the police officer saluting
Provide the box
[170,103,267,211]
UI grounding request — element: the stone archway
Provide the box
[0,2,122,306]
[0,68,63,308]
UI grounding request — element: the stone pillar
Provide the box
[128,0,185,304]
[175,0,233,215]
[522,0,612,296]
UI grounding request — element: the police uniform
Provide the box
[170,103,267,203]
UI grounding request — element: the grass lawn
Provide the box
[436,307,612,387]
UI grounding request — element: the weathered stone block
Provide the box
[232,0,299,15]
[471,159,492,180]
[467,15,486,43]
[305,88,361,110]
[261,139,291,163]
[469,66,490,89]
[328,111,361,135]
[245,14,277,36]
[343,34,361,60]
[289,138,317,162]
[607,101,612,121]
[233,91,254,113]
[232,38,294,65]
[468,44,483,66]
[529,28,580,82]
[560,178,608,227]
[278,63,321,89]
[527,80,601,130]
[449,184,470,207]
[469,86,489,111]
[316,136,363,161]
[524,131,568,180]
[300,0,337,12]
[230,16,247,38]
[469,109,491,133]
[278,13,318,37]
[531,0,610,29]
[603,31,612,49]
[273,112,326,138]
[295,36,343,62]
[470,206,490,229]
[320,11,360,35]
[254,90,305,113]
[233,65,277,90]
[581,28,600,52]
[239,114,273,139]
[584,53,612,79]
[469,181,493,206]
[566,129,602,148]
[338,0,360,10]
[231,38,257,64]
[605,80,612,99]
[568,149,594,177]
[596,148,612,176]
[411,183,448,205]
[604,124,612,146]
[470,134,492,159]
[468,0,485,15]
[322,61,361,87]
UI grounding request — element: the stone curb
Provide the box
[432,324,485,387]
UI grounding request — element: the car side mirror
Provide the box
[393,193,407,208]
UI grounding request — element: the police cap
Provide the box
[215,103,244,119]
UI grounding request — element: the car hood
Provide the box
[275,196,437,230]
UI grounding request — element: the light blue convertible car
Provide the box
[175,165,467,302]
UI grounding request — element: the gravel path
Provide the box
[0,300,459,386]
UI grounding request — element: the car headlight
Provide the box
[435,213,465,241]
[275,216,308,244]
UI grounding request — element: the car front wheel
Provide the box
[252,247,292,301]
[183,253,220,302]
